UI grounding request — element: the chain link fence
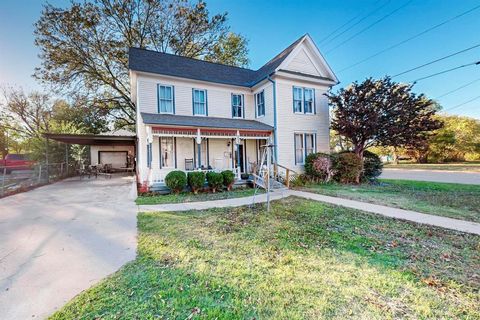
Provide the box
[0,163,76,197]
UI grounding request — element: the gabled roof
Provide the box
[129,34,337,87]
[141,113,273,131]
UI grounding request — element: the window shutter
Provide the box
[174,137,177,168]
[191,89,195,115]
[205,90,208,116]
[172,86,176,114]
[242,94,245,119]
[313,88,316,114]
[157,84,160,113]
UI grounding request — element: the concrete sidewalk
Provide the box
[138,189,480,236]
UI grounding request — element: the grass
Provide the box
[384,161,480,172]
[300,179,480,223]
[50,198,479,319]
[136,187,261,205]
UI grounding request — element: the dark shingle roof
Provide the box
[129,35,306,87]
[141,113,273,131]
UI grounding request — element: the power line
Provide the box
[326,0,413,54]
[435,77,480,99]
[392,43,480,78]
[444,95,480,111]
[338,3,480,72]
[320,0,388,46]
[410,60,480,83]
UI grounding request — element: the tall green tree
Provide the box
[427,115,480,162]
[34,0,249,126]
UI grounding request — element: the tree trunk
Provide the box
[393,147,399,165]
[354,146,364,184]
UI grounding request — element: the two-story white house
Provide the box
[130,34,338,186]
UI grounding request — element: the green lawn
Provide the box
[136,187,260,205]
[384,161,480,172]
[300,179,480,223]
[51,198,479,319]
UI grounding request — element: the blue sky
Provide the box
[1,0,479,118]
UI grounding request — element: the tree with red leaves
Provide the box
[329,77,443,180]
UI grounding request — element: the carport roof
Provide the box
[44,133,136,146]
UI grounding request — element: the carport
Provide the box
[44,130,137,171]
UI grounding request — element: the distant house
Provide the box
[129,34,338,186]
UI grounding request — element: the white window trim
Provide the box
[304,88,315,115]
[193,88,207,116]
[158,84,174,114]
[159,137,176,169]
[232,94,244,118]
[292,86,315,115]
[294,132,317,165]
[255,90,265,118]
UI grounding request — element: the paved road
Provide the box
[381,168,480,185]
[0,175,137,319]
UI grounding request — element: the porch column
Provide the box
[195,128,202,169]
[235,130,241,179]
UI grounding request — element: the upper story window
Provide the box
[255,91,265,117]
[193,89,207,116]
[158,85,174,114]
[293,87,303,113]
[292,86,315,114]
[232,94,244,118]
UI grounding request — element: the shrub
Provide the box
[362,150,383,182]
[206,171,224,193]
[221,170,235,191]
[305,152,334,183]
[331,152,362,184]
[187,171,205,194]
[165,170,187,194]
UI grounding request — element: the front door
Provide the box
[235,143,245,173]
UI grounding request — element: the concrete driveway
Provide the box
[381,168,480,185]
[0,175,137,319]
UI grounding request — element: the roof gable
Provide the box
[277,34,338,83]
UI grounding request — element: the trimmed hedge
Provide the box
[362,150,383,182]
[187,171,205,194]
[221,170,235,191]
[206,171,224,193]
[165,170,187,194]
[331,152,362,184]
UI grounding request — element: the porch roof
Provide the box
[43,133,136,146]
[141,113,273,131]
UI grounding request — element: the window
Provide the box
[160,137,175,168]
[304,89,314,114]
[193,89,207,115]
[194,139,208,168]
[295,133,316,165]
[293,87,303,113]
[255,91,265,117]
[158,85,174,113]
[232,94,244,118]
[305,134,314,155]
[292,87,315,114]
[295,134,304,164]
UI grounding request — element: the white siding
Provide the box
[275,78,330,172]
[283,48,321,76]
[136,73,256,119]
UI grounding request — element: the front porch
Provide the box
[140,114,274,186]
